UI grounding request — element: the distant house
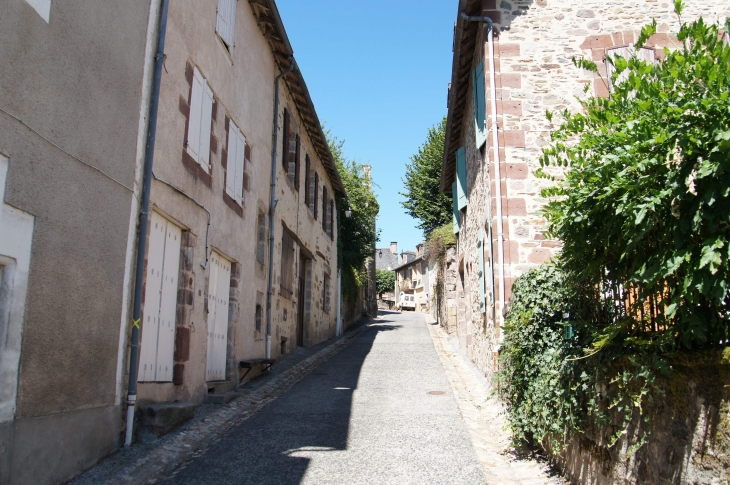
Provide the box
[375,242,400,271]
[393,244,431,312]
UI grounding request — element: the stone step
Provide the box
[137,402,196,441]
[206,380,235,394]
[205,391,240,405]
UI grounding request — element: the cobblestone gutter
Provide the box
[69,322,370,485]
[427,317,567,485]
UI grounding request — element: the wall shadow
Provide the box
[162,321,401,485]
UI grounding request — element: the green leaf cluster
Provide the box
[400,117,454,237]
[325,130,380,302]
[375,269,395,296]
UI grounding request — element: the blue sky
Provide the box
[276,0,455,256]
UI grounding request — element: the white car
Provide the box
[398,293,416,311]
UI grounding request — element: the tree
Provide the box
[375,269,395,296]
[400,117,453,237]
[325,130,380,302]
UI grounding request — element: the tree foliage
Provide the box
[326,130,379,302]
[400,117,453,237]
[501,8,730,452]
[375,269,395,296]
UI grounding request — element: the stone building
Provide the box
[441,0,724,380]
[0,1,153,483]
[393,244,431,312]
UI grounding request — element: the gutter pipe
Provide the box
[266,57,295,360]
[460,12,506,338]
[125,0,170,448]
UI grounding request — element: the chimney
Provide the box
[390,242,398,255]
[416,243,424,257]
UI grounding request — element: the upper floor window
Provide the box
[225,119,246,205]
[282,109,300,190]
[605,46,656,92]
[187,67,215,173]
[216,0,237,54]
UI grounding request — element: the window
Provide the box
[328,198,334,240]
[256,211,266,265]
[304,154,311,210]
[225,119,246,205]
[323,274,331,313]
[313,172,319,219]
[472,61,486,148]
[255,304,263,338]
[187,67,215,172]
[605,46,656,92]
[456,146,467,209]
[282,108,300,189]
[216,0,237,54]
[280,229,295,299]
[322,186,328,233]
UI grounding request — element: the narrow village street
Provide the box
[156,310,564,485]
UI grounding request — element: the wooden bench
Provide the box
[238,358,275,383]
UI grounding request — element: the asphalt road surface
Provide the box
[162,311,485,484]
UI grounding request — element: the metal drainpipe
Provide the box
[125,0,170,448]
[266,58,295,360]
[460,12,506,339]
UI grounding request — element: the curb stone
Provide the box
[75,322,371,485]
[427,322,569,485]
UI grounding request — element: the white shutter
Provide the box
[186,68,205,163]
[139,213,181,383]
[226,121,239,198]
[139,212,166,382]
[216,0,237,50]
[206,251,230,381]
[235,130,245,203]
[199,82,214,173]
[156,221,181,382]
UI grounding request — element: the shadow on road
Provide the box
[162,320,402,485]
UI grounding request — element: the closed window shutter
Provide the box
[235,129,245,203]
[282,109,289,170]
[314,172,319,219]
[304,155,311,209]
[322,186,328,232]
[473,61,486,148]
[452,182,460,234]
[477,228,486,314]
[606,46,656,92]
[329,199,334,239]
[186,68,205,163]
[243,142,251,192]
[456,146,467,209]
[216,0,237,50]
[226,121,239,198]
[294,135,300,190]
[199,82,214,172]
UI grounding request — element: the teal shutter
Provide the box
[478,228,486,313]
[474,62,486,148]
[452,182,460,234]
[456,147,467,209]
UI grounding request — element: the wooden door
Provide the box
[139,212,181,382]
[206,251,231,381]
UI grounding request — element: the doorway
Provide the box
[296,253,309,347]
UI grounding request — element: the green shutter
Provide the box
[474,62,486,148]
[456,146,467,210]
[452,182,460,234]
[478,228,486,314]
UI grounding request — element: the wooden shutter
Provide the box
[606,46,656,92]
[282,109,289,170]
[304,155,311,209]
[186,68,205,163]
[234,129,245,203]
[226,121,239,198]
[456,146,467,209]
[477,228,486,314]
[314,172,319,219]
[199,82,214,173]
[287,129,298,186]
[294,135,300,190]
[140,212,181,382]
[216,0,237,51]
[329,199,334,239]
[473,61,486,148]
[452,182,460,234]
[322,186,328,232]
[280,230,294,298]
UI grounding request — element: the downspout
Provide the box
[266,57,295,360]
[460,12,506,339]
[125,0,170,448]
